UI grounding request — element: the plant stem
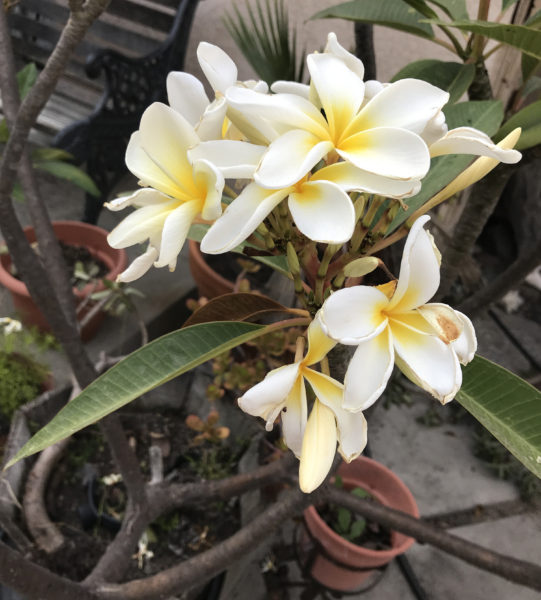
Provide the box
[315,244,339,306]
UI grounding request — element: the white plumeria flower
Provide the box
[238,318,367,493]
[315,33,521,166]
[226,46,448,194]
[320,216,477,411]
[200,160,422,254]
[107,103,224,282]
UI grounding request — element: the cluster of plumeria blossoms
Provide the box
[106,33,521,493]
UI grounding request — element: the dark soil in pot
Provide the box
[41,410,248,582]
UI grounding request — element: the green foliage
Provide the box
[0,352,48,419]
[32,160,100,197]
[391,60,475,104]
[426,0,468,20]
[4,322,271,468]
[428,19,541,60]
[312,0,435,39]
[224,0,305,85]
[456,356,541,481]
[496,100,541,150]
[474,426,541,501]
[329,476,371,542]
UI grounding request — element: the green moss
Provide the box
[0,351,48,418]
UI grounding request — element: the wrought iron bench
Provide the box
[8,0,199,223]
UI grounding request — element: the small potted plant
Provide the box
[0,221,127,340]
[300,456,419,593]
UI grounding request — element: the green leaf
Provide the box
[32,161,100,197]
[427,0,468,21]
[495,100,541,150]
[351,486,371,499]
[32,147,74,162]
[386,100,504,233]
[188,224,290,277]
[0,119,9,143]
[349,518,367,539]
[4,322,267,468]
[456,355,541,480]
[502,0,518,11]
[17,63,38,100]
[521,54,539,82]
[311,0,435,39]
[522,75,541,99]
[337,507,351,532]
[391,60,475,103]
[428,19,541,60]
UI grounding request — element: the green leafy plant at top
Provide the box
[224,0,305,84]
[0,64,100,201]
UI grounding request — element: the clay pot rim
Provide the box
[304,457,418,561]
[0,221,127,298]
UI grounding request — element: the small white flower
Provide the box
[238,318,367,493]
[0,317,22,335]
[320,216,477,411]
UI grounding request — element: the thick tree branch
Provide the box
[325,486,541,592]
[0,541,99,600]
[85,453,296,585]
[96,488,314,600]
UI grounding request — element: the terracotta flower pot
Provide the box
[188,240,234,299]
[0,221,127,341]
[301,456,418,593]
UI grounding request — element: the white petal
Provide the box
[238,363,301,430]
[419,110,448,146]
[154,200,200,268]
[338,127,430,180]
[313,162,421,199]
[281,376,307,458]
[189,140,266,179]
[139,103,199,197]
[192,160,224,221]
[107,201,177,248]
[392,320,462,404]
[105,188,169,211]
[451,311,477,365]
[271,81,310,98]
[320,286,389,345]
[255,130,333,189]
[417,302,463,344]
[307,369,368,462]
[116,245,159,283]
[167,71,209,127]
[126,132,188,200]
[388,215,440,312]
[289,180,355,244]
[197,41,238,93]
[299,399,337,493]
[430,127,522,163]
[308,53,364,140]
[200,183,288,254]
[324,32,365,80]
[196,97,228,141]
[226,86,328,139]
[351,78,449,135]
[344,328,394,411]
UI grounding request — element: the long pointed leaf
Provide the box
[311,0,435,39]
[5,321,269,468]
[428,19,541,60]
[457,355,541,480]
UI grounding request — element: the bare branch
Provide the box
[0,541,99,600]
[96,488,313,600]
[325,486,541,593]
